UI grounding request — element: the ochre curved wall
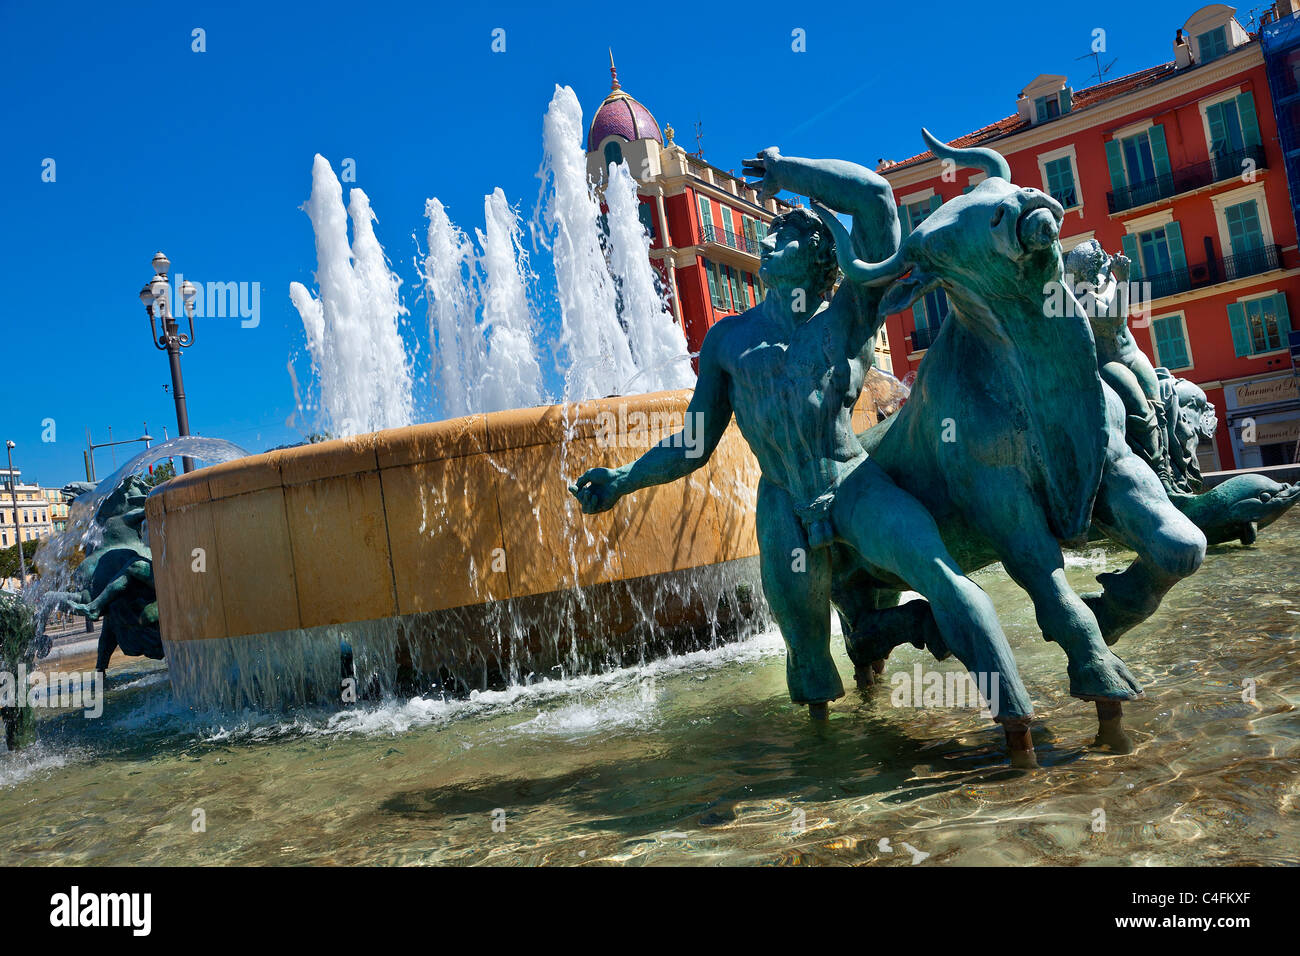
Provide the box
[146,388,882,649]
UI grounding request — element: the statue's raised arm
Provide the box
[743,148,901,350]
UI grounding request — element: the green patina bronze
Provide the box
[1064,239,1300,546]
[571,131,1216,766]
[54,476,163,671]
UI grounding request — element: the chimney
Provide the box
[1174,29,1194,69]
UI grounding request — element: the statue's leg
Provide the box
[756,479,843,715]
[831,461,1037,766]
[1085,446,1206,645]
[1101,363,1166,482]
[974,470,1144,706]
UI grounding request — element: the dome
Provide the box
[586,58,662,150]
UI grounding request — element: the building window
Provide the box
[1035,95,1061,123]
[603,140,624,168]
[1223,198,1264,256]
[1043,156,1078,208]
[637,203,655,241]
[697,195,714,240]
[1205,98,1245,164]
[901,195,941,234]
[1228,292,1292,356]
[1197,26,1228,64]
[1138,228,1174,276]
[705,260,749,313]
[1152,314,1192,370]
[1121,131,1158,187]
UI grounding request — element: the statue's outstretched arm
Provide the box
[744,150,900,263]
[570,333,732,514]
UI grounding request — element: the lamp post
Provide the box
[4,441,27,588]
[140,251,198,473]
[83,426,154,483]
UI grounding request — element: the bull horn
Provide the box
[810,202,909,286]
[921,127,1011,182]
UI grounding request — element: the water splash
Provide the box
[289,154,414,437]
[476,188,545,411]
[538,84,639,402]
[603,161,695,393]
[25,436,250,655]
[422,197,484,421]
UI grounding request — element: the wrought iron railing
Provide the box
[1220,243,1283,281]
[1106,144,1268,214]
[701,223,762,256]
[1139,244,1282,300]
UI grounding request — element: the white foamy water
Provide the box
[538,84,639,402]
[476,188,545,411]
[290,154,414,437]
[194,630,785,744]
[297,86,701,426]
[603,161,695,393]
[423,197,485,421]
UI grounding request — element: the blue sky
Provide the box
[1,0,1216,485]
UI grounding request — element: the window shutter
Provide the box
[929,194,942,214]
[1207,103,1229,154]
[1236,92,1262,150]
[1159,319,1180,369]
[1227,302,1251,356]
[1274,292,1292,340]
[1147,124,1172,181]
[705,261,720,307]
[1164,221,1188,275]
[1121,234,1141,279]
[1104,140,1127,191]
[1161,316,1190,368]
[1058,87,1072,114]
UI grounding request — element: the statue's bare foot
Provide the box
[1068,648,1143,702]
[1002,719,1037,769]
[807,702,830,720]
[853,659,887,689]
[1092,701,1135,753]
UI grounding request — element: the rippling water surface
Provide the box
[2,511,1297,866]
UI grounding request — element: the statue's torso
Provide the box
[717,308,868,509]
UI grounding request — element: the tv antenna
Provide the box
[692,117,704,160]
[1075,48,1118,87]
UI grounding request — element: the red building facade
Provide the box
[878,3,1300,471]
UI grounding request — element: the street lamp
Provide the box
[140,251,198,473]
[4,440,28,588]
[83,425,154,483]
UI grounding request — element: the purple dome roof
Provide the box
[587,90,662,150]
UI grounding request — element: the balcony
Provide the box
[701,223,762,256]
[1141,243,1283,300]
[1106,144,1267,214]
[911,324,943,351]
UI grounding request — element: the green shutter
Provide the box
[705,261,719,307]
[1164,221,1188,275]
[1156,316,1190,369]
[1274,292,1292,340]
[1236,92,1262,149]
[1207,103,1229,155]
[1227,302,1251,356]
[1059,87,1072,114]
[929,194,942,214]
[1105,140,1127,191]
[1121,234,1141,279]
[1148,124,1172,181]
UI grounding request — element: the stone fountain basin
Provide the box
[145,389,880,709]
